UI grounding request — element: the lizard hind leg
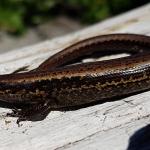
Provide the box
[7,101,52,124]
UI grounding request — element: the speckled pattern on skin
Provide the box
[0,33,150,122]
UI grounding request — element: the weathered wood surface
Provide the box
[0,3,150,150]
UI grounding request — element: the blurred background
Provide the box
[0,0,149,53]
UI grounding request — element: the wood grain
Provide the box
[0,3,150,150]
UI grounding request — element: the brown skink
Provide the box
[0,33,150,122]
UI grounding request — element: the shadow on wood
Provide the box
[127,124,150,150]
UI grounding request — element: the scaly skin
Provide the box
[0,33,149,122]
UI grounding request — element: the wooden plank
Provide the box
[0,3,150,150]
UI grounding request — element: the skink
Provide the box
[0,33,150,122]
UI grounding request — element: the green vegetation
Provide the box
[0,0,149,34]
